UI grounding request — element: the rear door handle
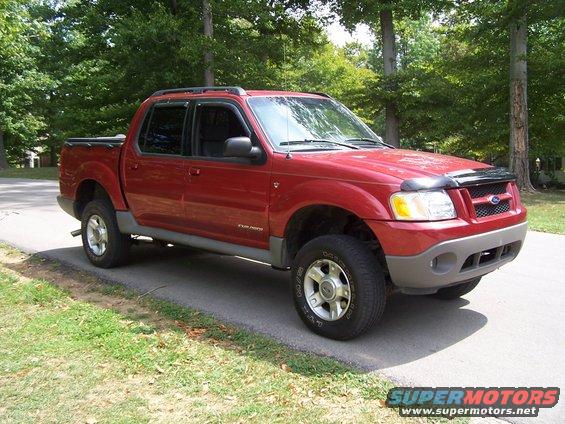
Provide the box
[189,167,201,176]
[130,163,139,170]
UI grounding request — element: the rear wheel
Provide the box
[81,199,131,268]
[292,235,386,340]
[431,278,481,300]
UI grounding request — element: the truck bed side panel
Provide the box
[59,143,128,211]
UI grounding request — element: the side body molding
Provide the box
[116,212,289,268]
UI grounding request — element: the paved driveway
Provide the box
[1,178,563,423]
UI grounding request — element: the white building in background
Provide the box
[24,146,51,168]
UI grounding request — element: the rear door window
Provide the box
[138,103,188,155]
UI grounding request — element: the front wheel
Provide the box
[292,235,386,340]
[81,199,131,268]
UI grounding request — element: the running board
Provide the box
[115,211,288,268]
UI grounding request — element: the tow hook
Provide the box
[70,229,82,237]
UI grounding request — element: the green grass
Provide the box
[521,191,565,234]
[0,167,59,180]
[1,246,444,424]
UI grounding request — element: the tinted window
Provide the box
[196,105,247,157]
[139,104,187,155]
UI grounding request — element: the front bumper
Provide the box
[385,221,528,294]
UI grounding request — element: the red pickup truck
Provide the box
[58,86,527,340]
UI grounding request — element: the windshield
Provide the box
[247,96,386,151]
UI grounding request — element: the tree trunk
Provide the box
[49,143,58,167]
[379,9,400,148]
[0,130,9,169]
[509,12,534,191]
[202,0,214,86]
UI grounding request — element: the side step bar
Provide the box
[115,211,289,268]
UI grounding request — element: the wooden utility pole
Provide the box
[202,0,214,86]
[379,8,400,148]
[509,9,534,191]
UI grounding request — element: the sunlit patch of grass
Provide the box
[521,191,565,234]
[0,167,59,180]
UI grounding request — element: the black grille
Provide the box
[475,200,511,218]
[467,182,508,199]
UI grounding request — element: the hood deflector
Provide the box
[400,167,517,191]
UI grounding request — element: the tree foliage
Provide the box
[0,0,562,174]
[0,0,50,167]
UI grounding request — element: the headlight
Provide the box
[390,190,456,221]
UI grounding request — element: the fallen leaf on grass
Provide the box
[224,395,237,402]
[175,321,207,338]
[280,363,291,372]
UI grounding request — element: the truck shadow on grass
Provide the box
[16,243,487,373]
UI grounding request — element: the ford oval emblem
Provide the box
[488,195,501,205]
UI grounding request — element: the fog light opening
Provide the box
[430,252,457,275]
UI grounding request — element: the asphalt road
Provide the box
[1,178,563,423]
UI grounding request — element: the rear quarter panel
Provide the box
[59,144,127,211]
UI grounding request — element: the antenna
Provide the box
[283,37,292,159]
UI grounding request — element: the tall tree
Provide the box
[379,7,399,146]
[202,0,214,85]
[331,1,450,147]
[508,1,534,190]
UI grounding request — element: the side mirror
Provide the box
[223,136,261,159]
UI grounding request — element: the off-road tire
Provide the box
[292,235,386,340]
[81,199,131,268]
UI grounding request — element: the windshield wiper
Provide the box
[280,139,360,150]
[345,137,395,149]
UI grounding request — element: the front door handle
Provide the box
[189,167,201,176]
[130,162,139,170]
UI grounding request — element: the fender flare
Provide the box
[73,161,127,211]
[270,179,390,237]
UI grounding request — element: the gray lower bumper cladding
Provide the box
[386,222,528,294]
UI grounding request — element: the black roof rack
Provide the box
[151,86,246,97]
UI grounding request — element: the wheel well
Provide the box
[75,180,112,219]
[284,205,388,273]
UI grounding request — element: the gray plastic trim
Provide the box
[57,195,78,219]
[116,211,287,267]
[386,221,528,291]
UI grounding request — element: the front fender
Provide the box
[269,179,391,237]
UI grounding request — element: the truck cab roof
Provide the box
[150,86,329,101]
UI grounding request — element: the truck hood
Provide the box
[294,148,492,182]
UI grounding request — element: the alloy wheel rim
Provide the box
[86,214,108,256]
[304,259,351,321]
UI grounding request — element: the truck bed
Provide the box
[59,135,128,213]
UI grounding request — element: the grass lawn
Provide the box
[0,167,59,180]
[521,191,565,234]
[0,244,445,424]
